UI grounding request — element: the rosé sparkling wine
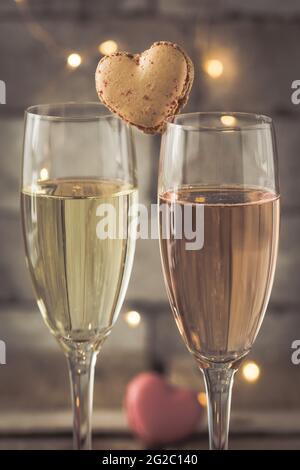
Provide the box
[159,186,280,365]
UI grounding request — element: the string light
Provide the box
[197,392,207,407]
[40,168,49,180]
[67,53,82,68]
[16,0,232,86]
[204,59,224,78]
[98,40,118,56]
[124,311,141,328]
[242,361,260,383]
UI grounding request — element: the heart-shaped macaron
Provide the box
[95,41,194,134]
[125,372,203,445]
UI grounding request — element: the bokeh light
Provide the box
[124,311,141,328]
[67,53,82,68]
[242,361,260,383]
[221,115,236,127]
[204,59,224,78]
[39,168,49,181]
[98,40,118,56]
[197,392,207,407]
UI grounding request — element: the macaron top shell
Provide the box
[95,41,194,133]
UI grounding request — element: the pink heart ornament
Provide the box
[125,372,203,445]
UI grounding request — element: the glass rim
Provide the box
[165,111,273,132]
[25,101,116,122]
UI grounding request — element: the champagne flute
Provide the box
[158,112,280,450]
[21,103,138,450]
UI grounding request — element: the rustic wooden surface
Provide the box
[0,434,299,450]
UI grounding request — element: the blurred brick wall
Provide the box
[0,0,300,378]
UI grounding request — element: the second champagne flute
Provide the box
[21,103,138,450]
[158,112,280,450]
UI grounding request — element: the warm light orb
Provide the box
[124,310,141,328]
[221,115,236,127]
[98,40,118,56]
[197,392,207,407]
[204,59,224,78]
[242,361,260,383]
[67,53,82,68]
[40,168,49,181]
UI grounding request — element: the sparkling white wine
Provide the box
[21,179,137,350]
[159,186,280,365]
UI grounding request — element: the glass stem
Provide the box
[67,350,97,450]
[202,365,236,450]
